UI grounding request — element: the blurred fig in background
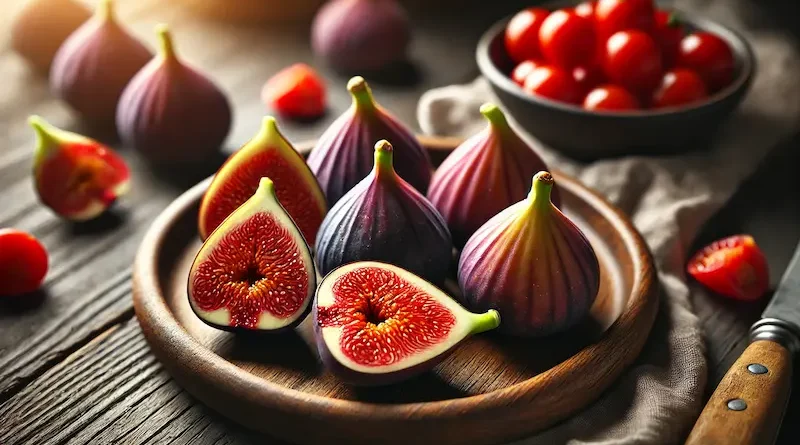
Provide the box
[11,0,91,74]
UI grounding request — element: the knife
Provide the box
[685,242,800,445]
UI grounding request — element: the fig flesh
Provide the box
[313,261,500,386]
[29,115,130,221]
[11,0,91,73]
[458,172,600,337]
[198,116,327,245]
[427,103,559,248]
[188,177,316,332]
[116,25,232,165]
[315,140,452,286]
[307,76,432,205]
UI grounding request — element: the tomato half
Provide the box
[595,0,656,40]
[511,60,542,85]
[523,65,583,104]
[538,10,596,69]
[677,32,735,92]
[0,228,49,297]
[604,30,663,94]
[687,235,769,301]
[651,68,707,108]
[505,8,550,63]
[261,63,327,119]
[583,85,640,111]
[654,10,684,68]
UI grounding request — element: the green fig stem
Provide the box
[156,24,177,61]
[347,76,376,112]
[470,310,501,334]
[29,115,63,161]
[373,139,395,179]
[97,0,114,22]
[527,171,555,212]
[480,103,513,137]
[256,177,276,198]
[254,115,281,144]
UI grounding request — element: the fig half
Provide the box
[188,177,316,332]
[313,261,500,386]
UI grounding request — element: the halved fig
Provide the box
[313,261,500,385]
[198,116,327,245]
[188,177,316,332]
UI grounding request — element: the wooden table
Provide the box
[1,0,798,443]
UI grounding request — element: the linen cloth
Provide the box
[416,0,800,442]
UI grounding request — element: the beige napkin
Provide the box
[416,0,800,443]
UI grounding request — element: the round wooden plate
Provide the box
[132,136,658,445]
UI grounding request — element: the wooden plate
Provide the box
[132,136,658,445]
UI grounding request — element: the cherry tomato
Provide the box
[677,32,735,92]
[261,63,326,119]
[0,228,49,297]
[583,85,640,111]
[573,1,596,20]
[687,235,769,301]
[505,8,550,63]
[523,65,583,104]
[511,60,542,85]
[604,30,663,94]
[538,10,596,69]
[651,69,707,108]
[654,10,684,68]
[572,65,605,95]
[595,0,656,40]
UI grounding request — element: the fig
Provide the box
[116,24,232,165]
[307,76,432,205]
[198,116,327,245]
[427,103,559,248]
[29,115,130,221]
[310,0,410,73]
[11,0,91,73]
[188,177,316,332]
[315,140,452,286]
[457,171,600,337]
[313,261,500,386]
[49,0,152,129]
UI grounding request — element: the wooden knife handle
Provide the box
[685,340,793,445]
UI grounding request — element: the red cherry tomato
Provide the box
[654,10,685,68]
[583,85,640,111]
[687,235,769,301]
[523,65,583,104]
[261,63,327,119]
[573,1,596,20]
[0,228,49,297]
[604,30,663,94]
[595,0,656,40]
[511,60,542,85]
[572,65,605,95]
[505,8,550,63]
[538,10,596,69]
[677,32,735,92]
[651,68,707,108]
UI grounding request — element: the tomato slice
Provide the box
[261,63,327,119]
[687,235,769,301]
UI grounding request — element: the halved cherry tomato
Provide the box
[651,68,707,108]
[538,10,596,69]
[654,10,684,68]
[523,65,583,104]
[583,85,639,111]
[595,0,656,41]
[0,228,49,297]
[511,60,542,85]
[573,1,596,20]
[604,30,663,94]
[261,63,327,119]
[572,65,605,95]
[687,235,769,301]
[677,32,735,92]
[505,8,550,63]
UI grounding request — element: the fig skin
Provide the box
[314,140,451,286]
[310,0,410,73]
[427,103,559,249]
[458,171,600,337]
[11,0,91,74]
[116,25,232,165]
[307,76,432,205]
[49,0,152,130]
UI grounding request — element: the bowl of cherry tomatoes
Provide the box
[476,0,754,160]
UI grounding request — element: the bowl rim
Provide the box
[476,6,756,119]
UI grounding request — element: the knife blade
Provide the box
[686,241,800,445]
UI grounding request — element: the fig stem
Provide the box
[528,171,555,211]
[373,139,395,178]
[156,24,177,60]
[28,115,62,161]
[257,177,276,197]
[470,310,501,334]
[97,0,114,22]
[347,76,376,112]
[255,116,281,145]
[479,103,512,135]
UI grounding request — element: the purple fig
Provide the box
[11,0,91,74]
[49,0,152,129]
[314,140,451,286]
[427,103,560,248]
[307,76,432,205]
[116,25,232,165]
[310,0,410,72]
[458,171,600,337]
[313,261,500,386]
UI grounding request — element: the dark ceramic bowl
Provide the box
[476,8,755,160]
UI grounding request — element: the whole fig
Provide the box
[49,0,152,129]
[116,25,232,165]
[311,0,410,72]
[11,0,91,73]
[315,140,452,286]
[458,171,600,337]
[307,76,432,205]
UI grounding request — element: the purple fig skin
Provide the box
[428,103,560,249]
[307,76,432,205]
[116,25,231,165]
[49,0,152,129]
[314,140,451,286]
[310,0,410,72]
[457,172,600,337]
